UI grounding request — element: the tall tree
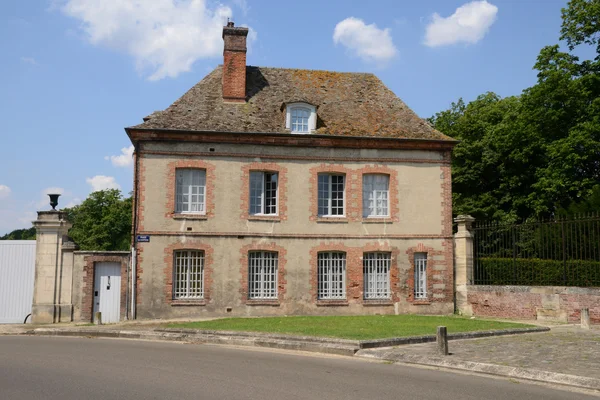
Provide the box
[63,189,132,251]
[0,227,36,240]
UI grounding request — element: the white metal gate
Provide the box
[0,241,36,324]
[93,262,121,323]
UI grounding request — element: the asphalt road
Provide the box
[0,336,595,400]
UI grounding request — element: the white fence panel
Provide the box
[0,241,36,324]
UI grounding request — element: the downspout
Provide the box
[131,142,140,319]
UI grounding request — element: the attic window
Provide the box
[285,103,316,134]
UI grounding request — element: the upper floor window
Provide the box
[362,174,390,218]
[318,174,345,217]
[176,169,206,214]
[249,171,278,215]
[285,102,316,134]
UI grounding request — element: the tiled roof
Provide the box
[131,66,452,141]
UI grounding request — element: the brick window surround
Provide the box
[163,241,214,306]
[240,162,288,221]
[309,242,400,306]
[309,164,359,222]
[405,242,452,304]
[239,242,287,305]
[357,165,400,223]
[81,255,129,322]
[165,160,216,220]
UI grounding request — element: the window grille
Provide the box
[414,252,427,299]
[291,107,310,132]
[317,252,346,299]
[248,251,278,299]
[362,174,390,217]
[173,250,204,299]
[175,169,206,213]
[363,252,391,299]
[318,174,345,216]
[249,172,278,215]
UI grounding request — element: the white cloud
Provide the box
[58,0,241,80]
[20,57,37,65]
[86,175,121,192]
[65,198,82,208]
[333,17,397,64]
[0,185,11,199]
[424,1,498,47]
[105,145,134,167]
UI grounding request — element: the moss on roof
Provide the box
[131,66,451,141]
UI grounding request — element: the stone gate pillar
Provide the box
[31,211,72,323]
[454,215,475,316]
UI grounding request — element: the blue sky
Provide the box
[0,0,577,234]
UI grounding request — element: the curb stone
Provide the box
[356,350,600,391]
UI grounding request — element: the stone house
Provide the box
[125,22,457,320]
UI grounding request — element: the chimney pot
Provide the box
[222,22,248,103]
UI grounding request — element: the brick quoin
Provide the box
[163,241,214,305]
[405,243,453,304]
[356,165,400,223]
[440,151,453,237]
[164,160,216,220]
[239,162,289,221]
[308,164,359,222]
[239,242,288,305]
[81,255,129,322]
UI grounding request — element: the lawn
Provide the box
[165,315,534,340]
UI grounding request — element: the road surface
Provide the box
[0,336,594,399]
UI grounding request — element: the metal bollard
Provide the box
[437,326,449,355]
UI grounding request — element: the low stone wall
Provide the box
[465,285,600,324]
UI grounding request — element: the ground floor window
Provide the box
[414,252,427,299]
[317,252,346,299]
[248,251,278,299]
[363,252,391,299]
[173,250,204,299]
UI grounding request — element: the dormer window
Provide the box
[285,102,316,134]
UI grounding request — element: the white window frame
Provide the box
[317,174,345,217]
[362,174,390,218]
[363,252,391,300]
[285,102,316,134]
[173,250,204,299]
[248,251,278,299]
[317,252,346,300]
[414,252,427,299]
[249,171,278,215]
[175,169,206,214]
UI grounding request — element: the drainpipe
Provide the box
[131,246,136,319]
[131,142,140,319]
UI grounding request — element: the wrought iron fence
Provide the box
[472,212,600,286]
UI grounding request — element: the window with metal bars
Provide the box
[317,252,346,299]
[175,169,206,213]
[362,174,390,217]
[249,171,278,215]
[363,252,391,299]
[248,251,278,299]
[173,250,204,299]
[414,252,427,299]
[317,174,345,217]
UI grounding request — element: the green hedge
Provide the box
[474,257,600,286]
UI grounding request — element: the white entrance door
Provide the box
[93,262,121,323]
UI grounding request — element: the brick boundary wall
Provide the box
[405,242,453,305]
[81,255,129,322]
[466,285,600,323]
[238,242,288,305]
[239,162,289,221]
[164,160,216,220]
[163,241,214,306]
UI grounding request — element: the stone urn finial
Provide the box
[48,194,61,210]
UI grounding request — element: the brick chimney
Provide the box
[222,21,248,103]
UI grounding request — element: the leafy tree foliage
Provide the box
[0,227,36,240]
[430,0,600,222]
[63,189,132,251]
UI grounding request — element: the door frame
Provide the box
[82,255,128,322]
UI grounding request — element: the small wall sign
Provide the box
[136,235,150,243]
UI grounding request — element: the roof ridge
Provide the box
[220,64,376,76]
